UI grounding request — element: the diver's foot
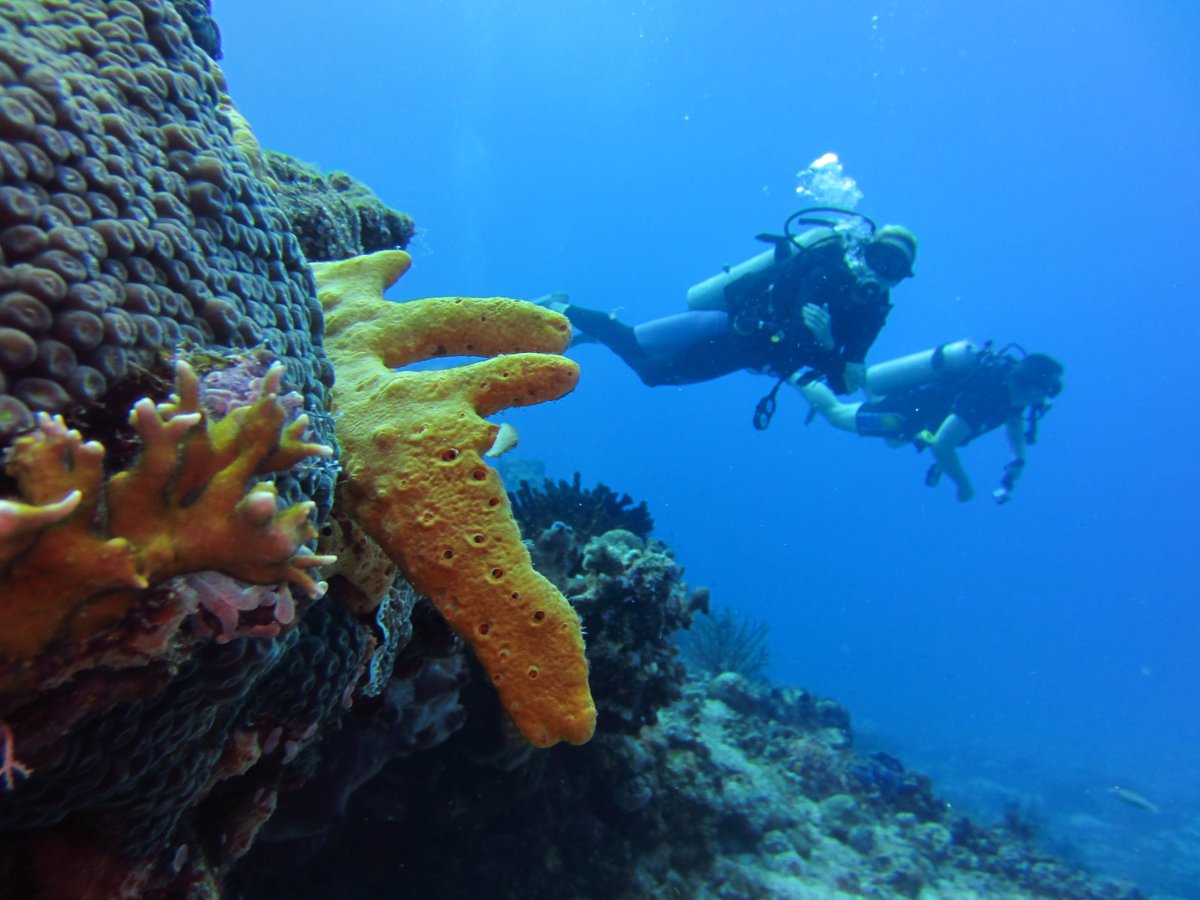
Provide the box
[531,291,570,315]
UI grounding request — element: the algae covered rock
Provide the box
[265,152,415,262]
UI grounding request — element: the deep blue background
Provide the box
[215,1,1200,889]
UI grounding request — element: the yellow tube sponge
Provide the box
[0,362,333,666]
[312,251,596,747]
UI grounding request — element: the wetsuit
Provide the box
[856,360,1021,444]
[563,237,893,391]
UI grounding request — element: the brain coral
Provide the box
[0,0,332,461]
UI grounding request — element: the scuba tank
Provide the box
[685,207,874,313]
[865,340,980,397]
[686,225,840,312]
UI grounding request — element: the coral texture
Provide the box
[313,249,596,748]
[510,471,654,541]
[0,359,330,673]
[0,360,362,895]
[527,525,704,734]
[0,0,332,459]
[0,594,369,894]
[264,152,415,263]
[169,0,221,59]
[235,660,1146,900]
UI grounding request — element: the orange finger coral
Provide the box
[0,361,333,668]
[313,250,597,747]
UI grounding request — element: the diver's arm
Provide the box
[801,303,834,350]
[930,414,975,502]
[793,379,861,432]
[839,301,890,365]
[800,304,868,393]
[791,305,846,391]
[834,302,888,394]
[1004,416,1027,476]
[991,417,1028,504]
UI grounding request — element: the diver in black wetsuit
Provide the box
[802,344,1065,503]
[535,209,918,428]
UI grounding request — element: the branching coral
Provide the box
[313,250,596,748]
[0,361,332,667]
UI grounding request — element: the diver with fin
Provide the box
[800,342,1064,503]
[533,208,918,429]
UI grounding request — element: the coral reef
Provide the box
[0,359,330,678]
[614,674,1145,899]
[528,526,705,733]
[681,604,772,682]
[230,520,705,897]
[0,6,354,882]
[0,0,332,467]
[0,1,601,893]
[0,4,571,889]
[0,593,369,894]
[313,249,595,748]
[0,4,1159,898]
[250,634,471,851]
[0,359,351,891]
[264,152,416,263]
[510,470,654,542]
[232,525,1145,900]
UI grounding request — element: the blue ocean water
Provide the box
[215,1,1200,891]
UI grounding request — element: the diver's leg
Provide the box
[561,306,741,387]
[549,302,669,386]
[798,381,861,432]
[632,311,730,355]
[562,305,644,359]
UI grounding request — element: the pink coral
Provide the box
[196,350,307,423]
[165,570,301,644]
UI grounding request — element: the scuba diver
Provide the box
[535,208,918,429]
[800,342,1065,503]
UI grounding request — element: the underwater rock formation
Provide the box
[232,522,1146,900]
[263,152,415,263]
